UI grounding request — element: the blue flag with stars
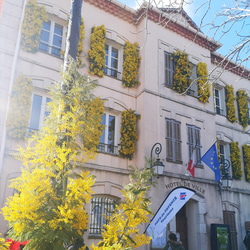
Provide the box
[201,142,221,182]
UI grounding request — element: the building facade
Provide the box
[1,0,250,249]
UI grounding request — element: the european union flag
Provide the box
[201,143,221,182]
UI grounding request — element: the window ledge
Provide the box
[88,234,102,239]
[166,159,183,164]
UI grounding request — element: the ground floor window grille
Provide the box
[89,197,116,235]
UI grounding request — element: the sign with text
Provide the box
[146,187,195,248]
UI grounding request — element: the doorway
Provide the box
[176,204,188,250]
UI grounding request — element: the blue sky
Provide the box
[118,0,247,61]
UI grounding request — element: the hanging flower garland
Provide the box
[242,144,250,182]
[230,142,242,180]
[197,62,210,103]
[172,50,192,94]
[122,41,141,88]
[6,74,33,140]
[225,84,237,123]
[87,25,106,77]
[21,0,47,52]
[237,90,249,129]
[119,109,139,160]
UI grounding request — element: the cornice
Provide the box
[211,52,250,80]
[83,0,221,52]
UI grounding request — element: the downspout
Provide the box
[0,0,28,177]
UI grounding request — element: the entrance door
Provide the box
[176,205,188,250]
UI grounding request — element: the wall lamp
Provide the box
[150,142,165,178]
[218,158,233,195]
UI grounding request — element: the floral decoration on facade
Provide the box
[21,0,47,52]
[119,109,139,160]
[122,41,141,87]
[237,90,249,129]
[172,50,192,94]
[225,84,237,123]
[242,144,250,182]
[230,141,242,180]
[80,97,104,151]
[87,25,106,77]
[6,74,33,140]
[197,62,210,103]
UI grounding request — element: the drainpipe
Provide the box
[0,0,28,178]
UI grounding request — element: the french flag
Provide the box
[187,147,196,179]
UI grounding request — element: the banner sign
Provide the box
[146,187,195,248]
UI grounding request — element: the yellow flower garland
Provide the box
[172,50,192,94]
[119,109,139,160]
[21,0,47,52]
[6,74,33,139]
[225,84,237,123]
[237,90,249,129]
[87,25,106,77]
[230,142,242,180]
[242,144,250,182]
[197,62,210,103]
[122,41,141,87]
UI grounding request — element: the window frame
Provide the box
[214,84,226,116]
[165,118,182,163]
[219,142,232,177]
[98,112,118,155]
[104,40,122,80]
[187,124,202,166]
[188,62,198,97]
[164,51,175,88]
[39,20,65,57]
[28,93,51,132]
[89,196,117,235]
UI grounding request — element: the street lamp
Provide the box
[150,143,165,178]
[218,158,233,194]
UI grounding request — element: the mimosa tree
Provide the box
[91,166,153,250]
[2,60,104,249]
[1,61,154,250]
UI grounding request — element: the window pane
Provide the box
[53,34,62,48]
[111,47,118,58]
[44,98,51,118]
[99,114,106,144]
[30,95,42,130]
[42,21,51,31]
[40,30,50,43]
[54,23,63,36]
[108,115,115,152]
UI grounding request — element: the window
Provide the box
[219,143,231,176]
[187,125,201,166]
[165,119,182,163]
[89,197,116,235]
[104,42,121,79]
[29,94,51,132]
[214,86,226,115]
[188,63,198,97]
[98,113,118,154]
[164,51,175,87]
[39,21,63,57]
